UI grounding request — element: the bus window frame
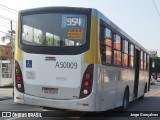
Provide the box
[113,33,122,66]
[18,7,92,55]
[100,20,149,70]
[100,21,113,65]
[122,39,129,67]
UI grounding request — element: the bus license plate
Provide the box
[42,87,58,94]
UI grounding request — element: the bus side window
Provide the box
[113,34,121,65]
[146,54,149,70]
[140,51,144,70]
[100,23,112,64]
[129,44,134,67]
[122,40,128,66]
[144,53,147,70]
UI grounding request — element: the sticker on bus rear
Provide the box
[67,29,83,40]
[26,60,32,68]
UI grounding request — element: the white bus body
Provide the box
[14,7,150,112]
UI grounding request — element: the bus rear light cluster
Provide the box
[15,60,25,93]
[79,64,94,98]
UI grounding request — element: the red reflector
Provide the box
[82,103,89,106]
[16,97,20,99]
[16,76,21,81]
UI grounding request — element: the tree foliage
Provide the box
[151,56,160,73]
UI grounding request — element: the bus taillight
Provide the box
[84,81,89,86]
[79,64,94,98]
[15,60,25,93]
[16,76,22,81]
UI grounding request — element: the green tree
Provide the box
[151,56,160,73]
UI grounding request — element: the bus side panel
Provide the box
[137,70,148,98]
[138,70,144,98]
[99,66,117,111]
[114,69,128,108]
[114,68,135,108]
[99,66,135,111]
[127,69,135,102]
[94,64,102,111]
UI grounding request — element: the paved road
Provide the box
[0,87,13,101]
[0,83,160,120]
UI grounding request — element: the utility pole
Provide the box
[9,20,13,78]
[8,20,15,84]
[10,20,14,80]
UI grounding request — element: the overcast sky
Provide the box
[0,0,160,56]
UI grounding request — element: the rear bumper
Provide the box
[14,89,96,112]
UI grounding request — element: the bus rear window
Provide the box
[22,13,87,47]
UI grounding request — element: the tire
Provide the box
[122,89,129,111]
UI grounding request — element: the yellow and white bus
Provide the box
[14,7,151,111]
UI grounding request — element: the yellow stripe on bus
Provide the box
[84,16,101,64]
[14,20,22,61]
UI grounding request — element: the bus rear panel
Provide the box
[14,7,98,111]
